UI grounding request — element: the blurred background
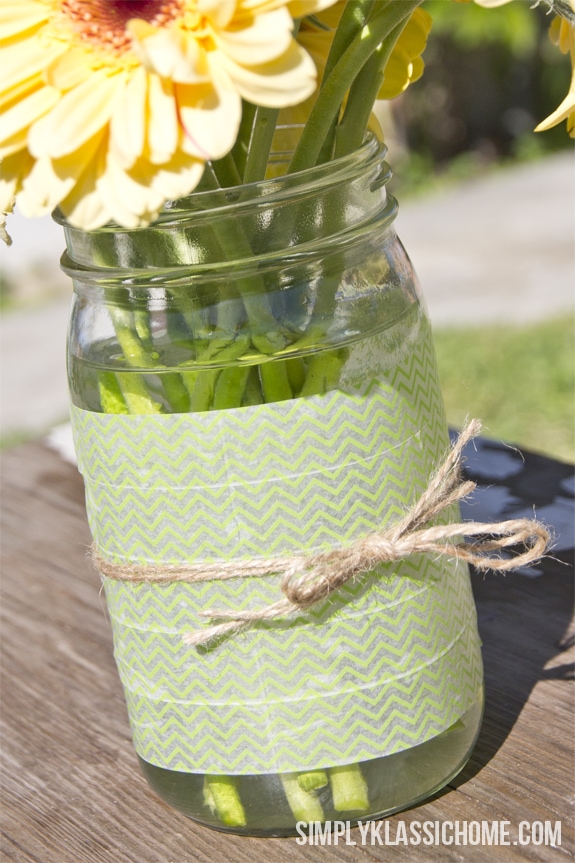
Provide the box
[1,0,574,460]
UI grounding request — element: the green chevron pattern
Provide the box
[71,317,483,774]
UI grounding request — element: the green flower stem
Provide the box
[231,100,257,178]
[91,237,196,414]
[260,359,293,402]
[281,773,325,822]
[242,106,280,184]
[280,324,326,357]
[250,5,418,401]
[297,770,328,792]
[210,151,242,189]
[161,373,191,412]
[316,0,376,162]
[298,348,347,398]
[300,264,350,340]
[212,364,251,410]
[207,274,292,409]
[185,336,251,411]
[285,356,307,395]
[329,764,369,812]
[203,775,247,827]
[334,19,409,159]
[112,309,156,368]
[133,308,154,351]
[204,161,289,357]
[187,369,219,412]
[242,365,264,406]
[89,288,163,412]
[115,371,163,414]
[98,371,128,414]
[288,0,422,175]
[200,159,276,361]
[110,307,191,413]
[323,0,376,85]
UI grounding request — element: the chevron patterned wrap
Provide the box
[71,319,483,774]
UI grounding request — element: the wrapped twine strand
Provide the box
[91,420,550,647]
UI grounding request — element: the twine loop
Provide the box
[91,420,551,647]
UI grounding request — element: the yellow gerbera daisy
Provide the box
[278,2,430,139]
[297,3,432,102]
[469,0,575,138]
[377,7,432,100]
[535,16,575,138]
[0,0,337,230]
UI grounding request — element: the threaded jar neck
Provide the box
[58,134,397,285]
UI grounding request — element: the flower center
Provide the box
[60,0,184,53]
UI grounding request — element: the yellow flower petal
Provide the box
[0,130,28,160]
[536,21,575,137]
[216,39,317,107]
[61,184,112,230]
[0,85,59,145]
[198,0,237,29]
[149,153,205,201]
[400,8,433,57]
[45,48,92,91]
[0,176,18,216]
[19,132,106,216]
[212,8,293,66]
[110,66,148,169]
[245,0,338,15]
[1,36,64,95]
[177,70,241,160]
[96,154,166,228]
[0,1,49,41]
[377,7,432,101]
[287,0,339,15]
[29,70,127,159]
[0,74,43,112]
[473,0,513,6]
[410,55,425,85]
[550,17,574,56]
[88,152,205,229]
[147,75,179,165]
[379,50,412,100]
[0,150,31,210]
[59,144,112,231]
[534,87,575,135]
[129,20,209,84]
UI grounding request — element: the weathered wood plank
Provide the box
[1,442,573,862]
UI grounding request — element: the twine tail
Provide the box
[389,419,481,541]
[183,598,298,647]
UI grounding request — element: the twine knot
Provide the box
[90,420,551,648]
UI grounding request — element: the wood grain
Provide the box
[1,442,573,862]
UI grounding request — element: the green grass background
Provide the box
[434,316,574,463]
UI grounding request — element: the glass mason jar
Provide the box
[60,133,484,837]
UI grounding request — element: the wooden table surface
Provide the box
[2,440,574,862]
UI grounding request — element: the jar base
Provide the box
[138,691,483,837]
[180,750,475,839]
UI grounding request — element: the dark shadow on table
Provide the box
[445,436,574,788]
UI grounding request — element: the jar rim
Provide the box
[60,198,398,287]
[54,133,385,234]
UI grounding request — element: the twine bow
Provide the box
[91,420,550,647]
